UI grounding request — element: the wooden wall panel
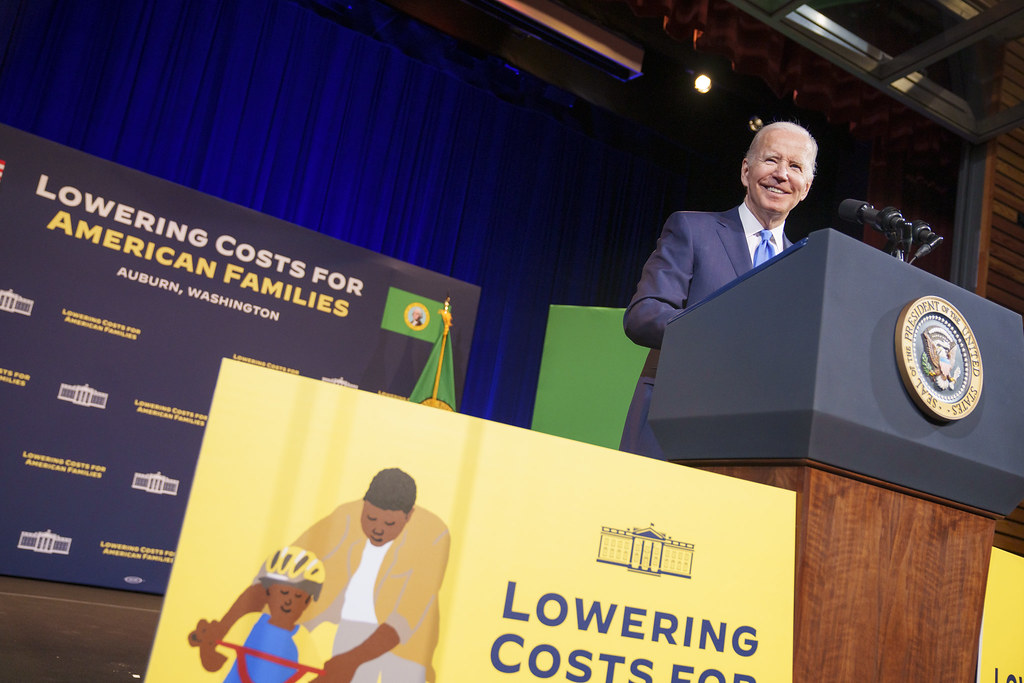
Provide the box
[982,52,1024,557]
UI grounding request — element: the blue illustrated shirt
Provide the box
[223,614,300,683]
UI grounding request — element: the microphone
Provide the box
[909,219,940,246]
[839,199,944,263]
[838,199,908,237]
[908,220,943,263]
[837,198,872,224]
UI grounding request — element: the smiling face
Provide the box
[265,583,312,630]
[361,500,412,546]
[741,125,815,230]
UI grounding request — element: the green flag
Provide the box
[408,299,456,411]
[380,287,444,342]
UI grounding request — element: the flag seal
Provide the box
[403,302,430,332]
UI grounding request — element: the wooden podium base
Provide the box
[686,460,997,682]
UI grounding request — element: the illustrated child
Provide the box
[192,468,450,683]
[190,546,326,683]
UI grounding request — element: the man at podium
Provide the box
[619,121,818,459]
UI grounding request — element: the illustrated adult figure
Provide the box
[619,121,818,459]
[190,468,450,683]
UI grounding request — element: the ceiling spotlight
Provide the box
[693,74,712,94]
[748,116,764,132]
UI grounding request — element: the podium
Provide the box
[649,229,1024,681]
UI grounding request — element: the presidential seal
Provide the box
[895,296,982,421]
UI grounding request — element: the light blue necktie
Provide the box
[753,229,776,267]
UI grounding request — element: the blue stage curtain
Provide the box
[0,0,688,427]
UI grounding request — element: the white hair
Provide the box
[746,121,818,179]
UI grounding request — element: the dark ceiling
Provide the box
[724,0,1024,144]
[371,0,839,155]
[296,0,911,240]
[426,0,1024,144]
[312,0,869,164]
[308,0,874,236]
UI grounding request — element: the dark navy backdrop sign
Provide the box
[0,123,480,592]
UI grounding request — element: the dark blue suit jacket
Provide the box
[620,205,791,458]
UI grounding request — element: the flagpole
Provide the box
[430,297,452,400]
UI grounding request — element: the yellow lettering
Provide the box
[101,228,124,250]
[172,251,194,272]
[75,220,103,243]
[155,246,175,266]
[123,235,146,257]
[223,263,244,284]
[239,272,260,292]
[46,211,73,235]
[260,278,284,298]
[195,258,216,279]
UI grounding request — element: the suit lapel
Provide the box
[716,207,752,277]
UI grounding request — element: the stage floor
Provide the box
[0,575,162,681]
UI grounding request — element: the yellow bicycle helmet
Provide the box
[257,546,325,600]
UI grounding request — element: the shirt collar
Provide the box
[739,201,784,241]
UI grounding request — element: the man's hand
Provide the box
[310,624,399,682]
[311,652,361,683]
[187,618,228,671]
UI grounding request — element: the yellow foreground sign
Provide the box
[146,360,796,682]
[979,548,1024,682]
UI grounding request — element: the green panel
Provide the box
[531,306,648,449]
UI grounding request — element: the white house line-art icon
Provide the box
[18,529,72,555]
[57,383,109,408]
[322,376,359,388]
[0,289,34,316]
[596,525,695,578]
[132,472,180,495]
